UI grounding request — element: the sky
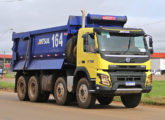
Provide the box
[0,0,165,54]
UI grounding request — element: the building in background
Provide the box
[150,53,165,75]
[1,53,165,74]
[0,54,12,69]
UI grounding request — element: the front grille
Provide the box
[109,71,146,83]
[117,76,141,81]
[108,65,146,71]
[109,71,146,90]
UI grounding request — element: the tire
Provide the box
[97,96,114,105]
[65,36,77,64]
[76,78,96,108]
[121,93,142,108]
[28,76,41,102]
[17,76,29,101]
[54,77,70,105]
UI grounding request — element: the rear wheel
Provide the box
[54,77,70,105]
[28,76,41,102]
[76,78,96,108]
[97,96,114,105]
[17,76,29,101]
[121,93,142,108]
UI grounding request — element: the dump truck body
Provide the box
[12,14,126,71]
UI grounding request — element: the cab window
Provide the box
[83,33,95,53]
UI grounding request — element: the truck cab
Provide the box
[77,27,152,92]
[75,26,153,108]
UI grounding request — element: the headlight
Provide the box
[146,74,152,86]
[100,74,111,86]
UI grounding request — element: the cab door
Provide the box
[77,28,98,78]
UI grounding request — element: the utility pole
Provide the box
[3,50,5,69]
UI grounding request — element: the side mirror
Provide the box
[149,37,153,54]
[149,37,153,48]
[149,49,153,54]
[146,35,154,54]
[83,33,89,52]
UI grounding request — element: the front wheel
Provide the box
[121,93,142,108]
[97,96,114,105]
[76,78,96,108]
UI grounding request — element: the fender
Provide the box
[73,67,96,92]
[74,67,91,80]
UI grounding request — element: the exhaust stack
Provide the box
[81,9,86,28]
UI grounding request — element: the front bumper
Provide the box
[89,71,152,95]
[89,84,152,95]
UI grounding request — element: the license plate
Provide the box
[125,81,135,86]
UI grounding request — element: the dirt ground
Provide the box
[0,91,165,120]
[153,75,165,81]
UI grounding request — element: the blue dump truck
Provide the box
[12,11,153,108]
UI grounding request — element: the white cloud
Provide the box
[0,0,165,53]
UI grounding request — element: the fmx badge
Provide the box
[38,38,50,45]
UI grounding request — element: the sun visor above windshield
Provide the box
[94,28,145,36]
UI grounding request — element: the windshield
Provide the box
[97,32,147,55]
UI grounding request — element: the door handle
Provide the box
[81,60,85,63]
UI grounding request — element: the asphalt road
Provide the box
[0,91,165,120]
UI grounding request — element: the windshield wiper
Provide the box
[123,37,131,54]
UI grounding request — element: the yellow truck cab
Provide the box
[75,27,153,108]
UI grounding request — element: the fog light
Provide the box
[146,74,152,86]
[96,86,100,90]
[100,75,111,86]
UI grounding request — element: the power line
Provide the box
[133,19,165,28]
[0,0,22,2]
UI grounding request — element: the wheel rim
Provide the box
[79,84,88,103]
[18,79,25,96]
[29,80,37,97]
[56,83,65,100]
